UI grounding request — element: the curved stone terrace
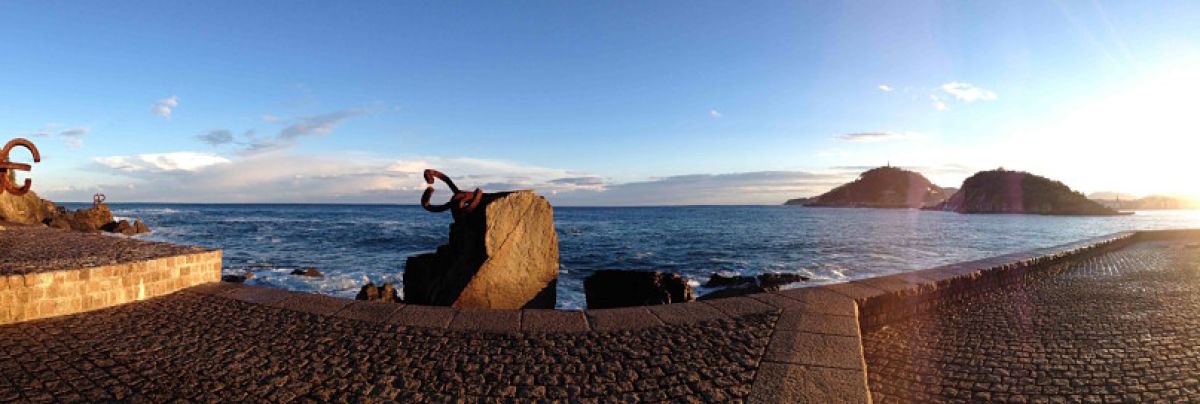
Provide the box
[3,224,1200,402]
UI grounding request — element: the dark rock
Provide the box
[221,274,247,283]
[291,267,323,278]
[704,273,756,288]
[132,220,150,234]
[704,272,808,289]
[698,285,772,300]
[404,191,558,309]
[356,282,400,303]
[583,270,694,309]
[757,273,809,288]
[101,220,137,235]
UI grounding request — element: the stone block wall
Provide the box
[0,250,222,324]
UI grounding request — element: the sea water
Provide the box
[74,203,1200,309]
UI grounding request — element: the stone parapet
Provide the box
[0,250,221,324]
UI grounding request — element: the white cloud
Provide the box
[709,109,723,118]
[94,152,231,173]
[878,84,893,92]
[152,96,180,119]
[939,82,997,102]
[834,131,921,142]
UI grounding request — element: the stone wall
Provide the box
[0,250,222,324]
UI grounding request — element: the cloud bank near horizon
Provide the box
[36,150,865,205]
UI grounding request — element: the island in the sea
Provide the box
[929,169,1125,216]
[787,166,1127,216]
[785,166,950,209]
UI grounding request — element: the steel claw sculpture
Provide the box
[0,138,40,196]
[94,193,107,207]
[421,169,484,214]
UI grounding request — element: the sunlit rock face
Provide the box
[0,186,55,225]
[404,191,559,309]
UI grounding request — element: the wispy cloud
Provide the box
[709,109,723,118]
[834,131,920,142]
[244,109,364,154]
[59,127,90,149]
[152,96,179,119]
[196,129,235,146]
[939,82,997,102]
[877,84,893,92]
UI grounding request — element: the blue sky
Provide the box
[2,1,1199,204]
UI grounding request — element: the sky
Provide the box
[2,1,1199,205]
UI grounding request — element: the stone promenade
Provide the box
[864,240,1200,402]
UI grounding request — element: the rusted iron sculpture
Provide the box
[93,193,107,207]
[421,169,483,214]
[0,138,40,196]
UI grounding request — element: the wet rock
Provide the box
[704,272,809,289]
[132,220,151,234]
[221,273,251,283]
[404,191,559,309]
[704,273,756,288]
[291,268,323,278]
[757,273,809,287]
[583,270,694,309]
[101,220,136,235]
[356,282,400,303]
[698,285,770,301]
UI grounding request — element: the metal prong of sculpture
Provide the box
[0,138,41,196]
[93,193,107,207]
[420,169,483,214]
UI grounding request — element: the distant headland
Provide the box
[788,166,1127,216]
[788,166,950,209]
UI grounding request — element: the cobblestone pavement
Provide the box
[0,289,775,402]
[0,225,205,275]
[864,241,1200,402]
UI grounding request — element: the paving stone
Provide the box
[765,330,864,370]
[331,301,404,323]
[521,310,589,333]
[773,288,859,317]
[221,285,293,305]
[864,241,1200,402]
[448,309,520,333]
[749,362,869,404]
[269,292,354,316]
[0,293,776,401]
[701,297,777,317]
[646,302,727,325]
[388,305,455,328]
[775,310,860,337]
[585,307,663,331]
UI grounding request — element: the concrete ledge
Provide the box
[0,249,221,324]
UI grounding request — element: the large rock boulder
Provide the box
[404,191,559,309]
[47,204,116,233]
[584,270,694,309]
[0,188,55,225]
[356,283,401,303]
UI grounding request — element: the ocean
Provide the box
[74,203,1200,309]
